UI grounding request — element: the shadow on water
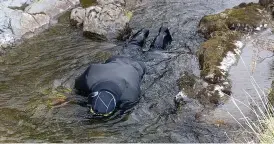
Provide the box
[0,0,265,142]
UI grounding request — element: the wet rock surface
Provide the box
[70,0,131,40]
[1,0,272,143]
[0,0,80,55]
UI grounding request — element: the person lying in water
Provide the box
[74,27,172,118]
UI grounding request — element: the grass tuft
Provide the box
[229,56,274,143]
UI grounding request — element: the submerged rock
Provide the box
[70,0,131,40]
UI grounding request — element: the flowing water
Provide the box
[1,0,271,142]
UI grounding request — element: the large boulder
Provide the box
[70,0,131,40]
[0,0,80,54]
[25,0,80,19]
[0,6,50,49]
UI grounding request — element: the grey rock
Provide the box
[1,0,33,8]
[25,0,80,19]
[125,0,142,10]
[0,0,79,53]
[71,0,130,39]
[97,0,125,5]
[70,7,86,27]
[84,3,129,39]
[0,6,50,47]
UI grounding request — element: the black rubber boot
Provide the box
[150,27,172,50]
[128,29,149,47]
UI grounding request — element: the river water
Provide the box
[1,0,271,142]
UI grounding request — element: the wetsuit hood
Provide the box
[88,81,121,116]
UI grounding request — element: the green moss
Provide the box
[198,31,241,83]
[177,72,197,97]
[199,14,229,38]
[80,0,98,8]
[226,4,264,28]
[92,51,112,63]
[199,3,265,38]
[33,86,71,108]
[197,3,263,84]
[125,11,133,20]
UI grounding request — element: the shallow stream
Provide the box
[2,0,274,142]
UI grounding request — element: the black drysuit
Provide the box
[75,56,146,112]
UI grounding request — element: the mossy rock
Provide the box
[198,31,241,83]
[92,51,112,63]
[80,0,98,8]
[177,72,197,97]
[226,4,264,27]
[83,31,108,41]
[199,3,265,38]
[199,14,229,38]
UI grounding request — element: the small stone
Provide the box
[255,27,261,31]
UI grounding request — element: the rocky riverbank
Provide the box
[194,2,273,105]
[2,0,274,143]
[0,0,80,55]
